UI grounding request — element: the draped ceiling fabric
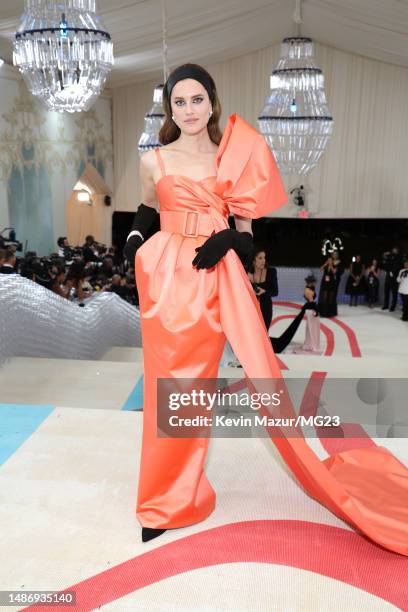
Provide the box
[2,0,408,84]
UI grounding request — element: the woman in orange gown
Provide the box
[130,63,408,554]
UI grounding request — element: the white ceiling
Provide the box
[1,0,408,88]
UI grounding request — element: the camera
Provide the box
[0,228,23,252]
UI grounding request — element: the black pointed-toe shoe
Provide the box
[142,527,167,542]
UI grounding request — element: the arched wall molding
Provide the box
[0,78,113,253]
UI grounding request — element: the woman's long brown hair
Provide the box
[159,63,223,146]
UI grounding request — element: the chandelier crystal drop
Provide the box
[138,84,165,154]
[258,37,334,176]
[138,0,168,155]
[13,0,114,113]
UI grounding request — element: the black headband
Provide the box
[166,65,214,102]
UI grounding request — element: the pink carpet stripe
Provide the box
[329,316,362,358]
[22,520,408,612]
[298,372,376,452]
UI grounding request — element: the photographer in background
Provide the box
[0,249,17,274]
[345,254,365,307]
[19,252,37,281]
[366,258,380,308]
[382,247,402,311]
[0,228,23,254]
[100,256,117,278]
[104,273,133,303]
[50,267,71,300]
[332,249,344,298]
[65,261,87,303]
[57,237,70,259]
[2,237,138,306]
[82,235,99,263]
[318,256,338,317]
[397,260,408,322]
[108,245,122,268]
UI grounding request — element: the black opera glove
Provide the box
[123,234,143,263]
[123,203,158,262]
[192,229,253,269]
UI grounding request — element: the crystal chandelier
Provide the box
[258,36,333,176]
[138,0,168,153]
[258,0,333,176]
[138,84,165,153]
[13,0,114,113]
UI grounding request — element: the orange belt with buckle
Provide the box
[160,210,215,238]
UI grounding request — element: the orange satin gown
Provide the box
[135,113,408,556]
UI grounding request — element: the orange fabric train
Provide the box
[135,113,408,556]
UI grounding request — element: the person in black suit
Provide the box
[397,260,408,321]
[382,247,403,311]
[366,258,380,308]
[82,235,99,263]
[0,249,17,274]
[332,249,344,297]
[247,248,278,331]
[345,254,366,307]
[105,274,133,303]
[318,256,338,316]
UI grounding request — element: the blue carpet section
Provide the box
[0,404,55,466]
[122,376,144,411]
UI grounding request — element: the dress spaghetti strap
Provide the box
[155,148,166,177]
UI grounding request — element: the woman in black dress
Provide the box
[247,248,278,330]
[246,248,316,353]
[366,258,380,308]
[318,256,338,317]
[346,255,366,306]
